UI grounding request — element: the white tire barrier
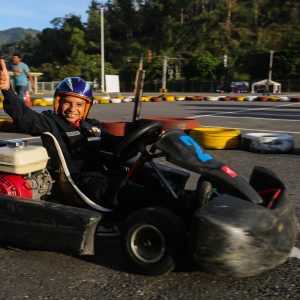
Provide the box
[278,96,290,102]
[175,96,185,101]
[244,96,257,101]
[110,98,122,104]
[242,133,294,153]
[123,97,133,102]
[205,96,219,101]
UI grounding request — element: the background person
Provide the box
[10,53,35,100]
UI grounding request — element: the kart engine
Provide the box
[0,140,53,200]
[0,171,53,200]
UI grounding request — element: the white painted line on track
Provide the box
[289,247,300,259]
[190,102,300,119]
[196,115,300,122]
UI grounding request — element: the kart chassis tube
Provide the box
[126,152,179,200]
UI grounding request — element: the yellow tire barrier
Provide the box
[99,99,111,104]
[93,95,102,101]
[141,96,151,102]
[32,98,44,106]
[164,95,175,102]
[190,127,241,150]
[268,97,280,101]
[233,96,245,101]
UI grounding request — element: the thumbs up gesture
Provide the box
[0,59,10,90]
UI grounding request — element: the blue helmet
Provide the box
[54,77,93,119]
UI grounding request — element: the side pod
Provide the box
[191,193,299,277]
[0,195,102,255]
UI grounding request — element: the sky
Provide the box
[0,0,105,31]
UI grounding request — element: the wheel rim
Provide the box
[130,225,165,263]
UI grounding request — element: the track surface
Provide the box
[0,99,300,299]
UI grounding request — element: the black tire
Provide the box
[120,207,186,275]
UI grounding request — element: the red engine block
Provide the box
[0,174,33,199]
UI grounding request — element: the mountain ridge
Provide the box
[0,27,40,47]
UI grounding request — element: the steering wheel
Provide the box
[113,121,164,160]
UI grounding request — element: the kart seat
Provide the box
[41,132,113,213]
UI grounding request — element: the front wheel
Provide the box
[120,207,186,275]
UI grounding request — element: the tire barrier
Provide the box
[220,96,233,101]
[123,97,133,102]
[110,98,122,104]
[189,127,241,150]
[194,95,205,101]
[86,95,297,103]
[233,96,245,101]
[185,96,196,101]
[175,96,185,101]
[93,95,111,104]
[151,97,163,102]
[256,96,269,101]
[139,117,200,131]
[3,93,299,109]
[290,97,300,102]
[32,98,44,106]
[164,95,175,102]
[244,96,257,101]
[268,96,280,101]
[30,97,53,106]
[205,96,219,101]
[99,99,110,104]
[242,133,295,153]
[141,96,151,102]
[278,96,290,102]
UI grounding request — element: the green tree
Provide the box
[182,51,221,80]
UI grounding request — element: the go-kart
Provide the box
[0,121,298,277]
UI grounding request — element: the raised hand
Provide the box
[0,59,10,90]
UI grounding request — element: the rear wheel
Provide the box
[120,207,186,275]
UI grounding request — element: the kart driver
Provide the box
[0,58,148,210]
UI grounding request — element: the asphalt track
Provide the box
[0,99,300,299]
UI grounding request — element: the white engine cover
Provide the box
[0,141,49,174]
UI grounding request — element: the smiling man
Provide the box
[0,59,133,209]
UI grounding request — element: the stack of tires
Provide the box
[189,127,241,150]
[242,133,294,153]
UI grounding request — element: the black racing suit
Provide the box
[2,87,146,208]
